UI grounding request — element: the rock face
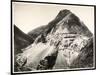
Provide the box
[14,9,94,72]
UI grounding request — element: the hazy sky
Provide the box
[12,2,94,34]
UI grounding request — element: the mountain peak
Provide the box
[55,9,71,20]
[57,9,70,17]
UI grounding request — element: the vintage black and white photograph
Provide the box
[11,1,96,74]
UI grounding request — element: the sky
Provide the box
[12,2,95,34]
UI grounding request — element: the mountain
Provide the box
[28,10,73,41]
[28,9,92,42]
[15,9,94,71]
[14,25,33,55]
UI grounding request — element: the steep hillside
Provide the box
[14,25,33,54]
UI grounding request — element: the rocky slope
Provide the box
[14,25,34,71]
